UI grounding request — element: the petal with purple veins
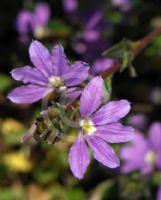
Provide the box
[69,133,90,179]
[11,66,48,86]
[62,61,89,87]
[29,40,53,77]
[80,76,104,118]
[8,84,52,104]
[95,123,135,143]
[91,100,131,126]
[86,135,120,168]
[51,45,69,76]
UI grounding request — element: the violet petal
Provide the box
[91,100,131,126]
[86,135,120,168]
[8,84,52,104]
[11,65,48,86]
[80,76,104,118]
[69,133,90,179]
[62,61,89,87]
[95,122,135,143]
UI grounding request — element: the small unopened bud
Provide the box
[21,123,37,144]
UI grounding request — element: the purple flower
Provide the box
[90,58,115,76]
[128,113,148,130]
[63,0,78,13]
[8,40,89,104]
[16,2,50,42]
[73,9,112,61]
[69,76,134,179]
[111,0,132,12]
[157,185,161,200]
[120,122,161,174]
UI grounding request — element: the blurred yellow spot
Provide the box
[34,26,47,39]
[145,150,156,165]
[66,129,78,142]
[3,152,33,172]
[1,118,25,134]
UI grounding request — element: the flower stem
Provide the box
[102,26,161,78]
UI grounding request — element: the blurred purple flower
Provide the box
[128,113,148,130]
[111,0,132,11]
[90,58,115,76]
[8,40,89,104]
[63,0,78,13]
[120,122,161,174]
[73,9,112,61]
[157,185,161,200]
[69,76,134,179]
[16,2,51,42]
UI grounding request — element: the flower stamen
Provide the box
[79,119,96,135]
[49,76,65,88]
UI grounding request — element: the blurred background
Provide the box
[1,0,161,199]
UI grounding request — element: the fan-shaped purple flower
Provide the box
[120,122,161,174]
[69,76,134,179]
[8,40,89,104]
[16,2,51,42]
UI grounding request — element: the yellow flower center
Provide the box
[145,150,156,165]
[79,119,96,135]
[49,76,65,90]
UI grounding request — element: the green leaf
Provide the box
[104,75,113,102]
[48,19,71,34]
[0,74,13,93]
[103,39,137,75]
[103,38,132,59]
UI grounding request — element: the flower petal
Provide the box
[90,58,115,76]
[29,40,53,77]
[121,160,140,174]
[80,76,104,118]
[91,100,131,126]
[95,123,135,143]
[69,133,90,179]
[148,122,161,152]
[86,135,120,168]
[11,66,48,86]
[34,3,50,27]
[16,10,32,33]
[120,133,148,173]
[63,0,78,13]
[62,61,89,87]
[8,84,52,104]
[51,45,69,76]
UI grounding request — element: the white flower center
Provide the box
[49,76,66,91]
[145,150,156,165]
[79,119,96,135]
